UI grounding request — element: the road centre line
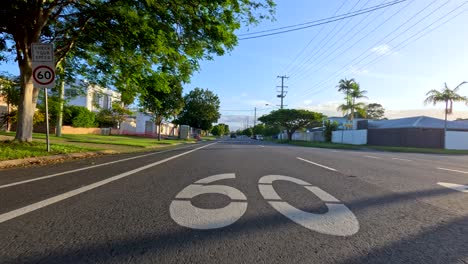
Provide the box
[0,142,216,224]
[0,145,194,189]
[392,158,413,162]
[296,157,338,172]
[437,167,468,174]
[364,155,381,159]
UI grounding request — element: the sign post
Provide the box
[32,43,55,152]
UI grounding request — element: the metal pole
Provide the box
[254,107,257,127]
[44,87,50,152]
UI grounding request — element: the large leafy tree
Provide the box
[0,73,21,130]
[258,109,324,141]
[0,0,275,142]
[176,88,221,132]
[366,103,385,120]
[140,75,184,141]
[424,82,468,141]
[211,124,226,137]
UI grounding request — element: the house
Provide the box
[131,112,179,138]
[0,94,7,130]
[65,80,121,112]
[328,116,367,130]
[365,116,468,148]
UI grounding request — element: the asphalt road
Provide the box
[1,138,468,263]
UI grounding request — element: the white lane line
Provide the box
[364,155,381,159]
[437,167,468,174]
[0,145,194,189]
[0,143,216,224]
[437,182,468,193]
[296,157,338,172]
[392,158,413,162]
[259,145,265,148]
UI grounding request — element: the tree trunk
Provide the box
[287,130,293,141]
[444,100,448,149]
[15,59,35,142]
[55,77,65,136]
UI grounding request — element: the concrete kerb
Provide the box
[0,150,118,169]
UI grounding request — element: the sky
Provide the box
[186,0,468,130]
[2,0,468,131]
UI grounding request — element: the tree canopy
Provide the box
[0,0,275,141]
[176,88,221,131]
[366,103,385,120]
[258,109,324,141]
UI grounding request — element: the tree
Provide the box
[323,120,339,142]
[252,124,266,135]
[0,1,275,142]
[0,73,20,131]
[176,88,220,132]
[337,79,367,122]
[258,109,324,141]
[211,124,226,137]
[222,124,230,135]
[424,82,468,147]
[140,76,184,140]
[366,103,385,120]
[63,106,96,128]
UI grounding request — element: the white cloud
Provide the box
[296,101,343,117]
[371,44,393,55]
[241,92,248,97]
[349,65,369,75]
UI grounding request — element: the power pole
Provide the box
[277,75,288,109]
[253,107,257,127]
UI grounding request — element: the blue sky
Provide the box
[186,0,468,129]
[2,0,468,130]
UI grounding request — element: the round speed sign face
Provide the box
[33,65,55,85]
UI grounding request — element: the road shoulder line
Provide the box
[0,143,216,224]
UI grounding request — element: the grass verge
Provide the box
[0,140,97,161]
[272,140,468,155]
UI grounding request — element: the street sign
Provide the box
[32,43,55,88]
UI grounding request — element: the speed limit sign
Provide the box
[32,43,55,88]
[33,65,55,87]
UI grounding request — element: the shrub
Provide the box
[323,120,339,142]
[63,106,96,128]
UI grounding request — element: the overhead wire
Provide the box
[290,1,467,106]
[238,0,408,40]
[288,0,452,103]
[281,0,349,75]
[290,0,386,81]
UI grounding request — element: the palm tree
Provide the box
[336,79,368,122]
[349,83,368,120]
[337,78,355,107]
[424,82,468,136]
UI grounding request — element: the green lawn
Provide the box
[0,140,97,161]
[273,140,468,155]
[0,132,195,148]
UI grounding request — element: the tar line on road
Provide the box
[0,145,195,189]
[0,142,217,224]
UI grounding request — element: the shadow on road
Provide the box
[6,186,468,263]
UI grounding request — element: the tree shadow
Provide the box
[6,186,468,263]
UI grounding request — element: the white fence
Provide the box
[332,130,367,145]
[445,131,468,150]
[291,131,325,142]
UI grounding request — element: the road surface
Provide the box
[1,138,468,263]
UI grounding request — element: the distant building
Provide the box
[0,94,7,130]
[65,80,121,112]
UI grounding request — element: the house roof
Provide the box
[368,116,468,130]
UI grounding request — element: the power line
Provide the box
[288,0,449,102]
[292,1,467,103]
[238,0,404,37]
[289,0,417,86]
[290,0,378,79]
[277,75,289,109]
[281,0,348,75]
[287,0,365,78]
[238,0,408,40]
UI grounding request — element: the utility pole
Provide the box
[277,75,288,109]
[253,107,257,127]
